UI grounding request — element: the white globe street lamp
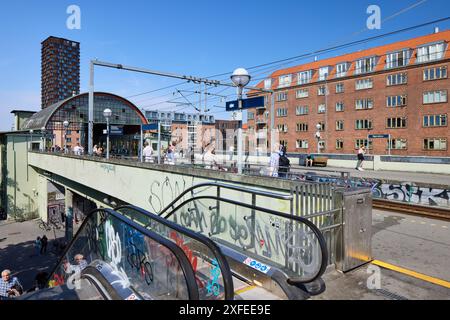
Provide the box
[41,126,46,152]
[230,68,251,175]
[103,108,113,159]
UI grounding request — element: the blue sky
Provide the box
[0,0,449,130]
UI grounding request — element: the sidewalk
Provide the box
[0,219,65,292]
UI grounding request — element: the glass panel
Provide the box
[116,207,230,300]
[49,210,192,300]
[166,199,325,283]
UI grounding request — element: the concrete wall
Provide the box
[5,135,41,220]
[28,152,299,217]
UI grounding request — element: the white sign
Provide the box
[243,257,271,274]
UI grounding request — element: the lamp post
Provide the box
[63,121,69,153]
[41,126,46,152]
[231,68,251,175]
[103,108,112,160]
[315,123,322,154]
[29,129,34,151]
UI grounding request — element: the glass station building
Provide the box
[22,92,148,156]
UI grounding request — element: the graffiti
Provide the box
[172,206,322,277]
[105,220,130,289]
[206,259,221,297]
[169,231,198,273]
[100,164,115,173]
[125,226,154,286]
[148,176,190,213]
[291,172,450,208]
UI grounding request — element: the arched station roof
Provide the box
[22,92,148,131]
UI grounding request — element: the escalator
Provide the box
[116,192,328,300]
[28,208,230,300]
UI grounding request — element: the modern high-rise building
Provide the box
[248,29,450,157]
[41,36,80,109]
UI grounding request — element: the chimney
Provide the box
[434,26,439,34]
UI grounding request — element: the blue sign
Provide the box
[109,125,123,136]
[369,134,390,139]
[226,96,265,111]
[142,123,159,131]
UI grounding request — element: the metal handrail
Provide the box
[115,204,234,300]
[162,195,329,284]
[158,181,293,216]
[46,208,200,300]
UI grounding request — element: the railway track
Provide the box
[373,199,450,221]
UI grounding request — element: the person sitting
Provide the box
[0,269,23,299]
[306,154,314,167]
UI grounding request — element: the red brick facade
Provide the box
[248,30,450,156]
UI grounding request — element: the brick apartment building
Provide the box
[41,36,80,109]
[247,29,450,157]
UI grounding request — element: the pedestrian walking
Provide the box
[142,141,153,163]
[0,270,23,299]
[278,146,290,178]
[356,145,366,171]
[34,237,42,256]
[40,235,48,254]
[268,144,280,177]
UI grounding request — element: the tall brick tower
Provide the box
[41,36,80,109]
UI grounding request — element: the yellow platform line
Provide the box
[372,260,450,289]
[234,285,257,296]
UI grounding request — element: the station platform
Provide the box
[288,165,450,187]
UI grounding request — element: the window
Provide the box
[336,62,349,78]
[318,104,326,114]
[417,42,445,63]
[280,140,288,148]
[278,75,292,88]
[423,114,447,127]
[277,124,288,133]
[264,78,272,89]
[355,119,373,130]
[298,70,313,84]
[336,83,344,93]
[277,108,288,117]
[296,106,309,115]
[319,66,330,81]
[336,120,344,131]
[336,102,344,112]
[423,90,447,104]
[423,138,447,150]
[276,92,288,101]
[66,138,72,143]
[423,66,448,81]
[317,122,325,131]
[296,88,309,98]
[355,56,377,74]
[296,140,308,149]
[387,73,407,86]
[296,123,308,132]
[317,86,327,96]
[248,112,254,120]
[355,78,373,90]
[336,139,344,150]
[387,95,407,107]
[386,117,407,128]
[355,139,373,149]
[386,49,411,69]
[355,98,374,110]
[388,139,407,150]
